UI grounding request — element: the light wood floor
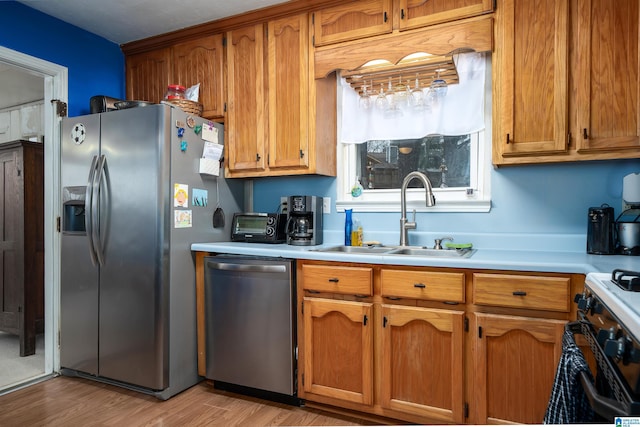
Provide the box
[0,376,375,426]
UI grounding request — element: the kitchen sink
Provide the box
[387,247,476,258]
[314,245,396,254]
[313,245,476,258]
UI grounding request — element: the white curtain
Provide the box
[340,52,486,144]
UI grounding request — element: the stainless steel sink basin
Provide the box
[314,245,396,254]
[313,245,476,258]
[387,247,476,258]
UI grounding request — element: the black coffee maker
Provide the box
[286,195,323,246]
[587,204,615,255]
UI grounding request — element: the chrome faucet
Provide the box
[400,171,436,246]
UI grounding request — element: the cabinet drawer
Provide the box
[301,264,373,296]
[473,273,570,312]
[381,269,465,303]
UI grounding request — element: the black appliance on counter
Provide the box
[230,212,287,243]
[587,204,616,255]
[286,195,323,246]
[571,270,640,419]
[90,95,123,113]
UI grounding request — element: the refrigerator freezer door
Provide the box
[97,105,169,390]
[60,114,101,375]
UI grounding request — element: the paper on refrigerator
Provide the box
[200,122,223,176]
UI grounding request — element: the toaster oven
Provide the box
[230,213,286,243]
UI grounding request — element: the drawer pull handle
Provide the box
[414,283,426,288]
[307,290,320,294]
[328,278,339,283]
[513,291,527,296]
[386,296,401,300]
[354,294,367,298]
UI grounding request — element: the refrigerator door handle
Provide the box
[85,155,99,266]
[93,155,107,266]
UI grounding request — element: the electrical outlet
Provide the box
[323,197,331,214]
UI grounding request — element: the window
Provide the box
[336,54,491,213]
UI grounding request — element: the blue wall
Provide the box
[0,2,124,117]
[3,1,638,251]
[253,159,640,250]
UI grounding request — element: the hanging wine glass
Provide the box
[374,83,388,110]
[409,73,425,110]
[359,82,372,110]
[384,77,403,118]
[393,76,410,107]
[431,69,448,99]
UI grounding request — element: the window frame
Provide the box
[335,58,492,213]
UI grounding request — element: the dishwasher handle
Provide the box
[206,260,288,274]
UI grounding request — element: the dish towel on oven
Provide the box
[543,330,595,424]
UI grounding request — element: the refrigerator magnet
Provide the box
[174,210,192,228]
[174,183,188,208]
[192,189,208,207]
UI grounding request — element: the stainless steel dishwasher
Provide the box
[204,255,297,403]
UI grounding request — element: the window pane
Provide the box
[356,135,471,190]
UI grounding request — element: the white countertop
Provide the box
[191,242,640,275]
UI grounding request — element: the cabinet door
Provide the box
[381,305,465,423]
[493,0,569,161]
[472,313,565,424]
[268,14,310,171]
[226,24,268,173]
[0,148,21,335]
[173,34,225,119]
[575,0,640,154]
[312,0,392,46]
[398,0,494,31]
[126,48,172,104]
[303,297,373,405]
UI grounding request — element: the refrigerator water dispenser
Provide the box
[62,186,86,233]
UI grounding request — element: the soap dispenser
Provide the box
[345,209,353,246]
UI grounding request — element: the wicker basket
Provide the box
[166,99,203,116]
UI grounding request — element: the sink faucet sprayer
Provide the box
[400,171,436,246]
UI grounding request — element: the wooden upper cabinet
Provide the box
[312,0,494,47]
[268,14,310,170]
[126,47,172,104]
[574,0,640,154]
[398,0,494,30]
[312,0,392,46]
[493,0,569,161]
[172,35,225,118]
[226,24,268,173]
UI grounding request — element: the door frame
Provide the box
[0,45,68,387]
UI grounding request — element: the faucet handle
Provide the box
[434,236,453,250]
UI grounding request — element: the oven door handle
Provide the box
[578,370,627,419]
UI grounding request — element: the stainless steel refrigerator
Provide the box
[59,103,243,399]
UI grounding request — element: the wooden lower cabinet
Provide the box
[471,313,565,424]
[380,304,465,423]
[297,261,575,425]
[302,297,374,405]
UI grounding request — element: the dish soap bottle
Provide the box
[351,217,363,247]
[345,209,353,246]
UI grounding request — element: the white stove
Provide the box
[585,270,640,343]
[576,270,640,417]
